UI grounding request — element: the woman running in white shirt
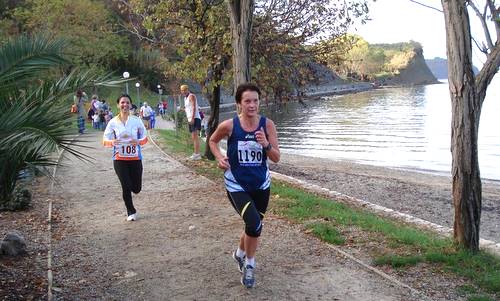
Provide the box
[103,94,148,221]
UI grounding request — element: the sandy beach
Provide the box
[270,153,500,243]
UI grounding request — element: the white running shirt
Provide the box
[184,93,201,122]
[103,115,148,160]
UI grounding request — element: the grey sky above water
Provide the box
[350,0,493,69]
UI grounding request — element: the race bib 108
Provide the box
[117,142,138,158]
[237,141,263,166]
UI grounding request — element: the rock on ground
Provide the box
[0,231,27,256]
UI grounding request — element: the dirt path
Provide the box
[48,131,419,300]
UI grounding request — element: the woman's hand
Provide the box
[255,127,269,147]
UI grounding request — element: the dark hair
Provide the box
[76,90,83,97]
[235,83,261,103]
[116,94,133,104]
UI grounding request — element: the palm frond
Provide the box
[22,68,131,107]
[0,35,68,93]
[0,34,126,204]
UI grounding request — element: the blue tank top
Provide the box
[226,116,269,192]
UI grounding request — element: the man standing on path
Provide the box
[103,94,148,221]
[140,101,152,129]
[209,83,280,288]
[180,84,202,160]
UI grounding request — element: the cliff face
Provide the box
[426,57,480,79]
[388,48,439,85]
[425,57,448,79]
[309,61,346,85]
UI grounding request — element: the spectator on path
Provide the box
[92,111,100,129]
[180,84,202,160]
[130,103,138,116]
[158,101,165,117]
[103,94,148,221]
[87,105,95,123]
[162,99,168,118]
[104,110,112,126]
[140,102,152,129]
[101,99,109,112]
[149,103,156,129]
[90,95,101,112]
[209,83,280,289]
[99,109,106,131]
[74,89,88,134]
[200,109,208,137]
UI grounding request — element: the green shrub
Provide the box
[1,187,31,211]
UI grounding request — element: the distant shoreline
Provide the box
[200,80,446,111]
[303,82,374,98]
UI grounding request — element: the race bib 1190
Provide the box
[237,141,263,166]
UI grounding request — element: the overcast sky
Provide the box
[350,0,491,68]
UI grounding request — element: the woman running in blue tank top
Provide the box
[209,83,280,289]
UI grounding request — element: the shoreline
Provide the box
[303,82,373,97]
[270,152,500,244]
[285,153,500,184]
[199,81,376,110]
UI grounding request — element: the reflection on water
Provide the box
[251,78,499,180]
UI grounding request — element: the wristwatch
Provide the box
[264,143,272,151]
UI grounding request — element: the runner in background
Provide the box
[103,94,148,221]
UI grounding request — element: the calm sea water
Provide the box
[255,77,500,180]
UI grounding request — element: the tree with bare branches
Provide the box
[117,0,231,159]
[440,0,499,252]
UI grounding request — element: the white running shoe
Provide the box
[127,213,137,221]
[241,265,255,288]
[232,250,245,273]
[188,153,202,160]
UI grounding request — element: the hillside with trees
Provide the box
[315,36,438,85]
